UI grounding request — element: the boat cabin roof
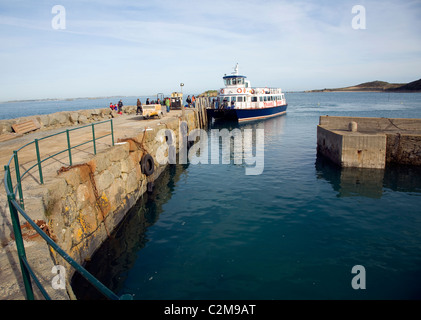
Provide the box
[223,75,246,79]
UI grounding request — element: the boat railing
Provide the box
[253,87,283,94]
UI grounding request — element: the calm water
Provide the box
[72,92,421,300]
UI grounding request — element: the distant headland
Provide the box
[307,78,421,93]
[198,90,218,97]
[198,78,421,97]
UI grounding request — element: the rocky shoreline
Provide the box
[0,105,141,142]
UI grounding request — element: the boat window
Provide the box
[251,97,258,102]
[232,78,237,85]
[231,96,236,102]
[264,96,267,102]
[259,96,263,102]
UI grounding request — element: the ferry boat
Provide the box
[207,64,287,122]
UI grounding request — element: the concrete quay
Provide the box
[317,116,421,169]
[0,107,196,300]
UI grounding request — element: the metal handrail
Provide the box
[9,120,114,208]
[3,119,131,300]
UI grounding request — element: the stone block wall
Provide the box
[317,126,343,165]
[41,112,197,282]
[318,116,421,168]
[386,133,421,165]
[319,116,421,133]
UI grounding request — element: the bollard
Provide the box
[349,121,358,132]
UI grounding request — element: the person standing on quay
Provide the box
[165,97,170,113]
[136,99,142,115]
[118,99,123,114]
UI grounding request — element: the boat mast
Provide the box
[232,63,239,76]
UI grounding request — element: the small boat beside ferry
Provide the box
[207,64,288,122]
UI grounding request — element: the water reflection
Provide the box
[71,163,189,300]
[315,154,421,198]
[73,115,288,298]
[208,116,286,174]
[210,114,286,137]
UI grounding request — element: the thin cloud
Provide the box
[0,0,420,100]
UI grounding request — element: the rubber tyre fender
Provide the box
[141,153,155,176]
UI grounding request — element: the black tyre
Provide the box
[141,153,154,176]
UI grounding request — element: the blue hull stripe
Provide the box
[207,104,288,122]
[235,104,288,122]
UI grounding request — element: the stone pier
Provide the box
[317,116,421,168]
[0,107,201,300]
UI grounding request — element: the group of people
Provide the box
[109,97,172,116]
[109,100,124,114]
[185,95,196,108]
[144,97,171,113]
[108,96,184,116]
[145,98,161,105]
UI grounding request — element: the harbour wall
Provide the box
[45,111,198,287]
[317,116,421,168]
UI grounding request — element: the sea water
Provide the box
[0,96,153,120]
[70,92,421,299]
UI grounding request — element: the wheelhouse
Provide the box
[223,75,249,88]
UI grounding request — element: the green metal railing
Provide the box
[3,119,131,300]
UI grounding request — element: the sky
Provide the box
[0,0,420,101]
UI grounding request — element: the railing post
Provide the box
[34,139,44,185]
[7,193,34,300]
[66,129,72,166]
[13,151,24,209]
[92,124,96,155]
[110,119,115,146]
[5,165,14,196]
